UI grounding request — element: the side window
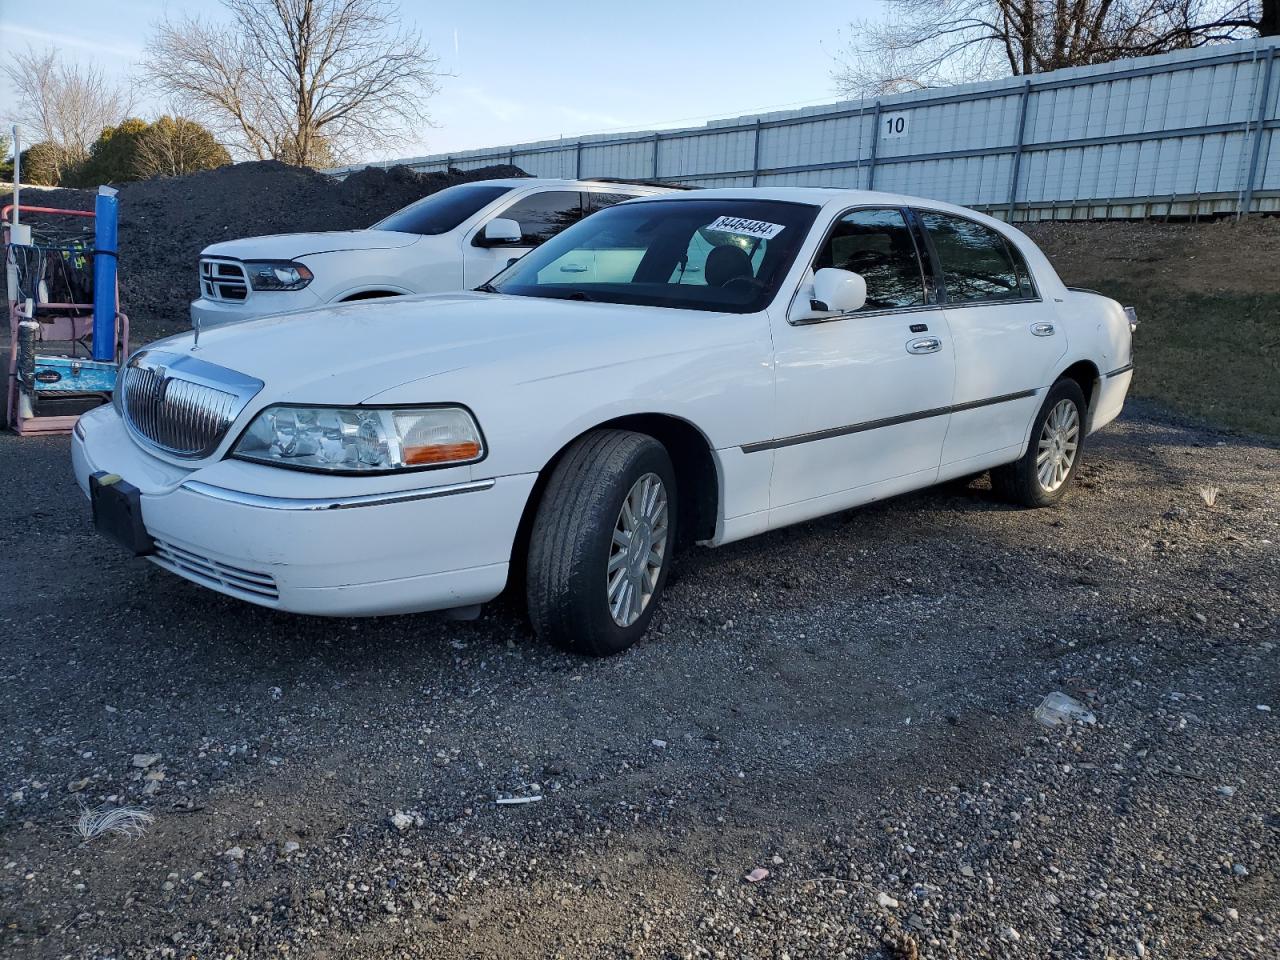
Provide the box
[497,191,586,246]
[586,192,638,212]
[813,207,926,310]
[916,211,1024,304]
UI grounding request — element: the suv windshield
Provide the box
[372,184,514,235]
[487,198,819,313]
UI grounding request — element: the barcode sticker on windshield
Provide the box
[706,216,785,240]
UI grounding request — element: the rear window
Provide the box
[372,184,514,235]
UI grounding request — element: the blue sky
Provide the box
[0,0,880,161]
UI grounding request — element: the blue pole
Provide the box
[92,186,119,362]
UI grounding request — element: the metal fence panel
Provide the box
[333,37,1280,220]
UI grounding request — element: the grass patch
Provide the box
[1105,283,1280,438]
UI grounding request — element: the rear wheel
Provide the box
[991,378,1086,507]
[526,430,676,656]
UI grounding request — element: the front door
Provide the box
[913,210,1067,471]
[766,207,956,528]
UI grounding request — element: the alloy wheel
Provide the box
[1036,398,1080,493]
[606,472,669,627]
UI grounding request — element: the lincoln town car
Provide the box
[73,189,1135,656]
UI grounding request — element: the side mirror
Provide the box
[811,268,867,314]
[478,218,523,247]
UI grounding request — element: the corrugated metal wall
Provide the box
[335,37,1280,221]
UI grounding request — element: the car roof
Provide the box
[622,186,987,211]
[619,186,1034,236]
[474,177,672,193]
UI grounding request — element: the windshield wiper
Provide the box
[474,281,499,293]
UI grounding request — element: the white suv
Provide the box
[190,178,672,327]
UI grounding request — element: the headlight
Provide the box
[232,405,485,472]
[245,260,313,291]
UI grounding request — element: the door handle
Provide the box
[1030,321,1056,337]
[906,336,942,355]
[559,264,588,273]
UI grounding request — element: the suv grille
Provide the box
[199,258,249,301]
[118,351,263,459]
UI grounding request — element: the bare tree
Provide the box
[143,0,441,167]
[1,48,133,182]
[836,0,1270,97]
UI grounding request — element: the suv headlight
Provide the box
[245,260,313,291]
[232,405,485,472]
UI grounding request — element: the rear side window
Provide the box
[372,184,513,235]
[497,191,586,246]
[586,192,639,212]
[813,207,926,310]
[917,211,1026,304]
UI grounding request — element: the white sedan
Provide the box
[74,188,1134,656]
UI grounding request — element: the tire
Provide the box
[991,378,1087,508]
[526,430,677,656]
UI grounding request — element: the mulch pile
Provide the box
[2,160,527,334]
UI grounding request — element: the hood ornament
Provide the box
[192,312,201,350]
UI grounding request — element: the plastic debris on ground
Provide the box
[1033,691,1097,728]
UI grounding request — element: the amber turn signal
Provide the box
[402,441,483,465]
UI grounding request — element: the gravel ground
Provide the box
[1,401,1276,958]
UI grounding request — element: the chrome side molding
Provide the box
[180,478,496,511]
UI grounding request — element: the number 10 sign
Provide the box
[881,113,909,139]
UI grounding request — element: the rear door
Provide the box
[766,206,955,524]
[913,209,1066,471]
[463,189,587,287]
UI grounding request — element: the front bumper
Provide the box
[72,407,537,616]
[190,288,323,328]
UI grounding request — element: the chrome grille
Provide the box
[199,258,249,301]
[118,351,263,459]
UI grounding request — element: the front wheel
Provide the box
[526,430,677,656]
[991,379,1087,507]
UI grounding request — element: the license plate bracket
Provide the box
[90,472,155,556]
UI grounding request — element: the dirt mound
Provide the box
[1022,217,1280,296]
[2,160,527,335]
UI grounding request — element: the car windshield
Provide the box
[486,198,819,313]
[371,184,514,235]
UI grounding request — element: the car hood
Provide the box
[201,229,421,260]
[156,293,726,405]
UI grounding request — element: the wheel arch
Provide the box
[1057,358,1102,431]
[336,288,409,302]
[507,412,722,580]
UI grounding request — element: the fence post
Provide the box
[751,119,763,186]
[652,132,661,180]
[575,141,583,179]
[866,101,882,190]
[1007,79,1033,220]
[1241,45,1276,219]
